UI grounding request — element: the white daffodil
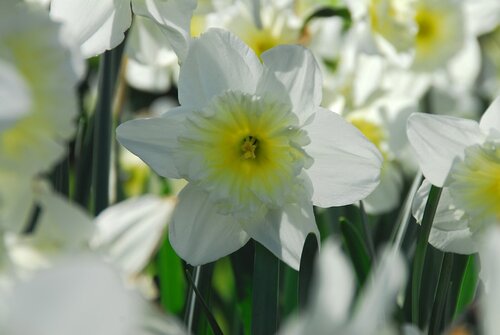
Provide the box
[344,99,416,214]
[279,239,407,335]
[0,2,78,178]
[117,28,382,270]
[125,16,180,93]
[50,0,196,60]
[0,255,188,335]
[320,35,418,214]
[125,0,304,93]
[408,96,500,254]
[91,195,176,276]
[221,0,303,58]
[5,184,175,283]
[346,0,466,72]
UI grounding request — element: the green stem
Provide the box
[411,185,442,327]
[391,172,423,249]
[184,267,223,335]
[184,264,215,334]
[359,201,375,259]
[252,242,279,335]
[429,253,454,335]
[298,233,318,309]
[92,47,124,215]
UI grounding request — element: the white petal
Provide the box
[310,239,355,323]
[349,247,407,334]
[260,45,322,125]
[0,60,31,132]
[305,108,383,208]
[169,184,250,265]
[126,59,173,93]
[36,187,94,249]
[0,2,78,176]
[407,113,483,187]
[50,0,132,58]
[91,195,175,275]
[240,195,319,270]
[428,226,478,254]
[412,180,478,254]
[0,174,34,234]
[4,256,141,335]
[479,226,500,335]
[178,28,262,110]
[131,0,196,63]
[479,96,500,138]
[465,0,500,35]
[139,304,189,335]
[362,163,403,215]
[116,106,188,179]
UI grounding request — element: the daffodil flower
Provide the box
[50,0,197,60]
[408,96,500,254]
[345,0,467,72]
[117,28,382,269]
[0,2,79,233]
[278,239,407,335]
[0,2,78,177]
[0,255,188,335]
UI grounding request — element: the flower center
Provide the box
[176,90,311,218]
[241,135,258,160]
[449,142,500,228]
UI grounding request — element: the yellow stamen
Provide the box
[241,136,258,160]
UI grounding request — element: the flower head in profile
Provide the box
[117,28,382,269]
[408,97,500,254]
[0,1,79,233]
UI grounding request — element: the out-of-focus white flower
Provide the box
[91,195,176,276]
[0,1,78,177]
[0,255,188,335]
[345,98,416,214]
[3,182,175,286]
[464,0,500,36]
[117,28,382,270]
[50,0,196,60]
[222,0,302,58]
[409,97,500,254]
[125,16,180,93]
[346,0,467,72]
[279,239,407,335]
[320,36,417,214]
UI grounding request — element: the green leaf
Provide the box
[252,242,279,335]
[155,236,186,315]
[340,218,372,287]
[391,172,423,249]
[429,253,454,335]
[74,112,94,208]
[282,264,299,318]
[454,255,479,318]
[92,45,125,215]
[411,185,442,327]
[184,264,215,335]
[298,233,318,309]
[185,266,223,335]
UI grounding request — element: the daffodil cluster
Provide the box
[2,0,500,334]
